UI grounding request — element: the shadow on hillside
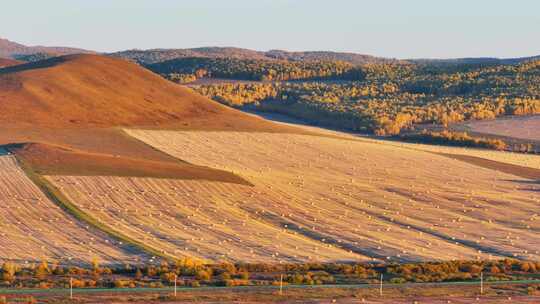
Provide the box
[503,179,540,192]
[243,207,410,263]
[0,56,68,74]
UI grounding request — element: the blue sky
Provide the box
[1,0,539,59]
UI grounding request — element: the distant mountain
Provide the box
[0,57,23,68]
[111,47,398,65]
[410,55,540,66]
[0,37,93,60]
[111,47,271,65]
[12,53,56,62]
[265,50,400,65]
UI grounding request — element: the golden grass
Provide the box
[264,121,540,170]
[47,129,540,263]
[0,155,144,264]
[46,175,362,263]
[383,140,540,170]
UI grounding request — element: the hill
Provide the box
[110,47,397,65]
[265,49,400,65]
[0,57,23,68]
[0,54,290,130]
[0,53,304,264]
[194,59,540,139]
[0,37,93,59]
[0,54,296,181]
[0,154,146,265]
[110,47,271,65]
[148,57,365,82]
[410,55,540,66]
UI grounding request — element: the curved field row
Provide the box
[0,155,145,265]
[48,130,540,263]
[46,176,363,263]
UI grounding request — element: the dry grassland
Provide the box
[465,115,540,141]
[261,119,540,170]
[0,155,144,265]
[382,140,540,171]
[48,130,540,263]
[46,175,362,263]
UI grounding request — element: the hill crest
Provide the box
[0,54,289,131]
[0,53,305,181]
[0,37,93,59]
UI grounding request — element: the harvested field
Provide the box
[249,111,540,171]
[48,130,540,263]
[46,175,363,263]
[465,115,540,141]
[372,140,540,178]
[0,155,145,265]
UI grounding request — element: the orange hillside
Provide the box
[0,54,286,130]
[0,54,297,180]
[0,57,23,68]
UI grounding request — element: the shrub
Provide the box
[389,277,407,284]
[195,270,212,281]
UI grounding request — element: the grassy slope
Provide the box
[0,54,307,181]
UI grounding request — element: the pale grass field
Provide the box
[46,129,540,263]
[261,119,540,170]
[0,155,143,265]
[378,140,540,170]
[47,175,362,263]
[465,115,540,141]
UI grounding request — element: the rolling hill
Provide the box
[0,57,23,68]
[111,47,399,65]
[0,54,283,129]
[411,55,540,66]
[0,37,93,59]
[48,128,537,263]
[0,54,296,181]
[0,50,538,265]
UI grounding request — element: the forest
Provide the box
[189,59,540,139]
[148,57,366,81]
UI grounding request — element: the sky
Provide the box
[1,0,539,59]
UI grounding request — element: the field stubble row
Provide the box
[45,130,540,263]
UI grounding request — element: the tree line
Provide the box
[1,258,538,289]
[148,57,366,82]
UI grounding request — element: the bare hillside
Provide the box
[0,57,23,68]
[0,54,299,180]
[0,37,92,59]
